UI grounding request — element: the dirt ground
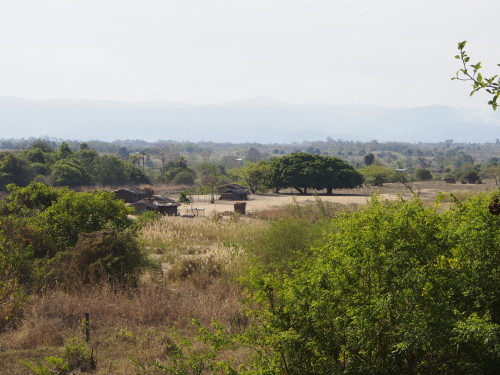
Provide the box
[167,179,498,216]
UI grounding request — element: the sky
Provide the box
[0,0,499,109]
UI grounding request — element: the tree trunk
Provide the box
[326,187,333,195]
[294,187,304,194]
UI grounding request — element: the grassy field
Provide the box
[1,180,497,374]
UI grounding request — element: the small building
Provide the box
[153,201,181,216]
[114,188,150,203]
[131,196,181,216]
[217,184,247,193]
[444,177,456,184]
[218,184,250,201]
[130,199,158,214]
[219,188,250,200]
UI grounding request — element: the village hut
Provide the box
[444,177,456,184]
[130,199,158,214]
[131,196,181,216]
[153,201,181,216]
[218,184,250,201]
[130,199,181,216]
[114,187,150,203]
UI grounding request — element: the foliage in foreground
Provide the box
[132,192,499,374]
[453,40,500,110]
[20,337,95,375]
[0,183,149,330]
[243,192,499,374]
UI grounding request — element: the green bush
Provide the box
[0,217,34,330]
[37,189,134,251]
[245,216,326,271]
[245,192,500,374]
[21,336,95,374]
[135,210,162,228]
[49,230,150,287]
[415,167,433,181]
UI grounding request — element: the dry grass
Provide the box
[141,215,267,269]
[5,182,497,374]
[1,215,262,374]
[0,276,245,374]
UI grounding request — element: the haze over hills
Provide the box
[0,96,499,144]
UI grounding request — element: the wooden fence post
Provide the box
[84,312,90,342]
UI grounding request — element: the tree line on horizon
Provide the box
[1,137,500,195]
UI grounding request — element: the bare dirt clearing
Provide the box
[167,179,498,216]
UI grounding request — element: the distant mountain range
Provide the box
[1,96,499,143]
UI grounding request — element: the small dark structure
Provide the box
[220,189,249,200]
[131,198,181,216]
[218,184,250,201]
[154,201,181,216]
[444,178,456,184]
[234,202,246,215]
[130,199,157,214]
[114,188,150,203]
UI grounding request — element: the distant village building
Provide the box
[444,177,456,184]
[114,188,150,203]
[130,196,181,216]
[218,184,250,201]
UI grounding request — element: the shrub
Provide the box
[461,169,481,184]
[21,336,95,374]
[415,168,433,181]
[49,230,151,287]
[172,170,196,185]
[135,210,162,229]
[37,190,134,251]
[0,217,34,331]
[245,193,500,374]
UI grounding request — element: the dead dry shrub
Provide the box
[166,257,222,289]
[2,275,245,351]
[46,230,151,290]
[2,318,65,350]
[140,185,155,196]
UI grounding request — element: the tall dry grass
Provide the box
[141,216,267,268]
[1,277,245,374]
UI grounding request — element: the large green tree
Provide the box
[230,160,271,194]
[268,153,363,194]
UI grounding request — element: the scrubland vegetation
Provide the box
[0,179,498,374]
[0,137,499,374]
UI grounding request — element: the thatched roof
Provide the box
[115,187,148,195]
[220,188,249,195]
[217,183,247,193]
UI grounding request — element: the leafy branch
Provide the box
[452,40,500,110]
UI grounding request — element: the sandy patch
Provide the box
[175,193,386,216]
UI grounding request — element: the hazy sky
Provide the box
[1,0,499,108]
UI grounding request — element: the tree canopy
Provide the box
[230,160,271,194]
[268,153,363,194]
